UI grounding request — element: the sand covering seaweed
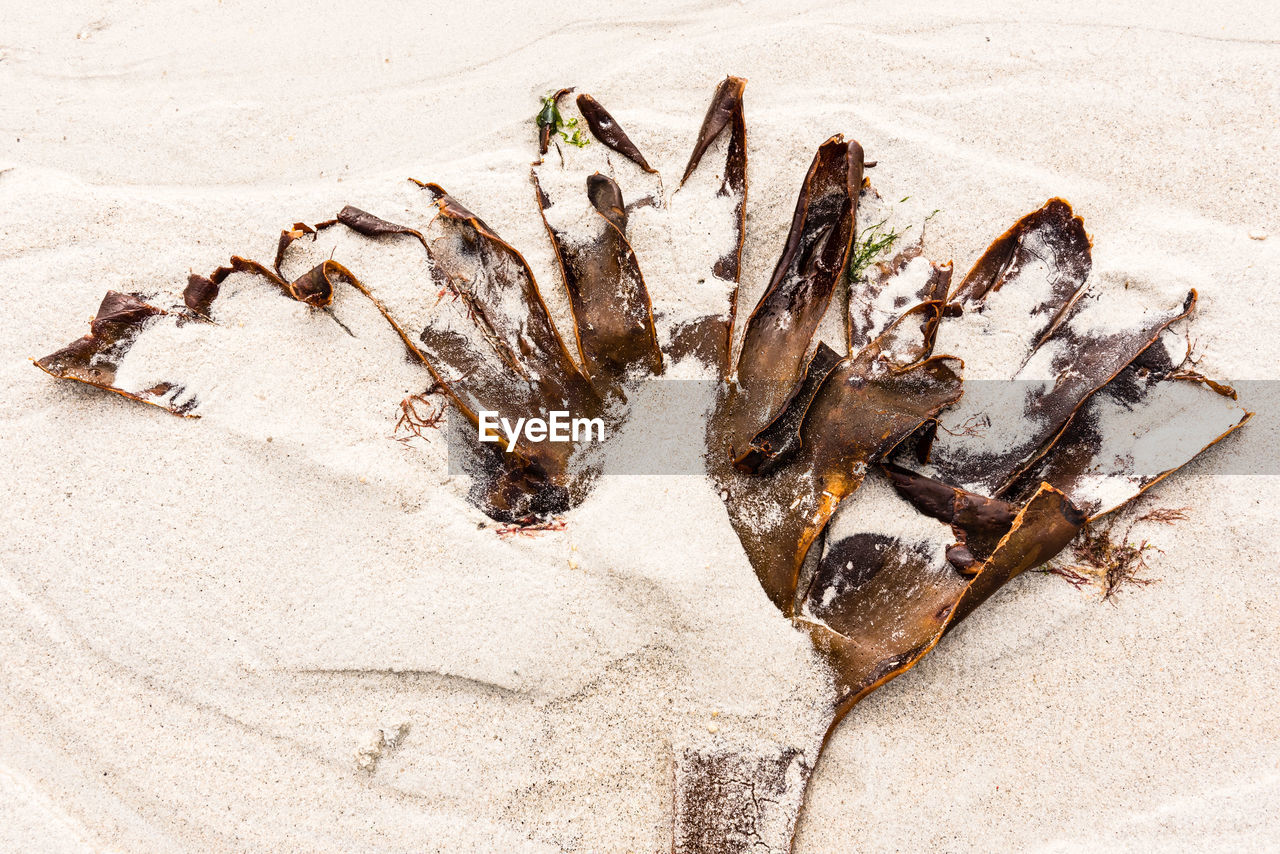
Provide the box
[35,77,1250,853]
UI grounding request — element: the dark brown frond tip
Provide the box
[575,93,656,173]
[681,75,747,188]
[334,205,428,247]
[732,341,842,475]
[183,273,219,317]
[532,160,662,390]
[34,291,181,412]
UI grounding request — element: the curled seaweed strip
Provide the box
[849,243,952,353]
[882,461,1017,571]
[731,341,842,475]
[576,93,656,173]
[727,135,862,447]
[33,291,184,413]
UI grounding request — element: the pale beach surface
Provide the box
[1,1,1278,851]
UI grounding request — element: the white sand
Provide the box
[2,1,1279,851]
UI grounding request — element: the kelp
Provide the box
[728,135,863,442]
[532,95,662,392]
[575,93,656,174]
[921,200,1201,497]
[848,242,952,353]
[34,290,182,412]
[34,256,366,415]
[668,75,747,369]
[806,480,1083,712]
[1006,325,1252,518]
[723,310,964,614]
[36,76,1250,854]
[882,460,1016,571]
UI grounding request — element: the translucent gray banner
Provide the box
[442,379,1272,478]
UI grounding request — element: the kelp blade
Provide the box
[1007,327,1252,518]
[731,136,862,444]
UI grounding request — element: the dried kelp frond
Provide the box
[950,198,1092,347]
[1007,325,1252,519]
[859,299,945,367]
[730,342,842,475]
[575,93,656,173]
[681,76,747,195]
[881,461,1016,570]
[946,483,1085,624]
[923,202,1198,497]
[806,461,1071,719]
[35,75,1250,854]
[665,75,748,370]
[418,182,589,394]
[33,291,188,412]
[808,481,1084,713]
[572,173,664,384]
[532,102,663,391]
[802,471,967,691]
[731,136,862,442]
[330,205,428,248]
[724,313,964,613]
[273,221,317,276]
[34,252,371,415]
[183,272,220,318]
[849,242,952,353]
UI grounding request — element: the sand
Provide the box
[2,1,1279,851]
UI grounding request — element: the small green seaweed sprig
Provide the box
[537,94,590,148]
[848,199,940,283]
[848,218,906,283]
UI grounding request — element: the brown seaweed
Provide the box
[34,255,365,415]
[670,75,748,370]
[575,93,656,173]
[808,482,1084,715]
[727,330,963,614]
[921,200,1199,497]
[1006,326,1252,518]
[34,76,1249,854]
[729,135,862,443]
[848,242,952,352]
[532,108,663,390]
[33,291,183,411]
[730,342,843,475]
[950,198,1091,347]
[882,461,1017,571]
